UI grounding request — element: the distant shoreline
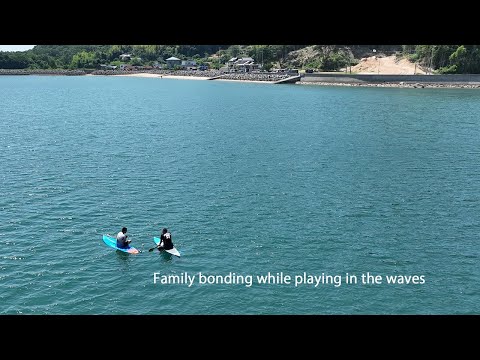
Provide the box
[114,74,480,88]
[108,72,271,84]
[2,69,480,88]
[298,81,480,89]
[111,73,207,81]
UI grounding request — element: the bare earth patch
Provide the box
[350,55,426,75]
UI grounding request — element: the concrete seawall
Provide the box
[301,73,480,84]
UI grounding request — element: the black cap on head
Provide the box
[122,227,127,233]
[162,228,168,234]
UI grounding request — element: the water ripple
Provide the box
[0,78,479,314]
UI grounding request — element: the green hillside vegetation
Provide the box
[1,45,480,74]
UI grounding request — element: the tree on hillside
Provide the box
[70,51,97,69]
[5,45,480,74]
[227,45,241,58]
[0,52,31,69]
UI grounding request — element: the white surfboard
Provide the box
[153,237,181,257]
[165,247,181,257]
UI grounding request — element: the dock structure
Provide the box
[206,73,302,84]
[273,75,301,84]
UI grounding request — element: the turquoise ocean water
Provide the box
[0,76,478,314]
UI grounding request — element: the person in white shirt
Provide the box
[116,227,131,249]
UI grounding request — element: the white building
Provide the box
[226,57,259,73]
[119,54,132,61]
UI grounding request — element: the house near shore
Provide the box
[225,57,259,73]
[120,64,136,71]
[166,56,182,68]
[99,64,117,70]
[119,54,133,61]
[181,60,197,70]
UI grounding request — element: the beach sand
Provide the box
[112,73,208,80]
[90,71,480,88]
[104,72,275,84]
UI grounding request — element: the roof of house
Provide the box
[166,56,181,61]
[236,57,254,64]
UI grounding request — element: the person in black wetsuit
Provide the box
[157,228,174,251]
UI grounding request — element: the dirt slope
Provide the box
[350,55,426,74]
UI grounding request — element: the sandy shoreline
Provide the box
[96,72,480,88]
[4,70,479,88]
[0,71,278,84]
[113,74,480,88]
[112,73,208,81]
[97,72,275,84]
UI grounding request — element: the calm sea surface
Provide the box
[0,76,479,314]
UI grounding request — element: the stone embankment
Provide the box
[0,69,86,75]
[298,81,480,89]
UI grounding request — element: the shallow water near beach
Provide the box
[1,75,479,314]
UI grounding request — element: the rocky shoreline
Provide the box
[91,69,290,82]
[0,69,86,76]
[0,68,290,82]
[91,69,217,77]
[2,69,480,88]
[298,81,480,89]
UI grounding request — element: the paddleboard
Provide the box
[153,237,181,257]
[103,234,140,254]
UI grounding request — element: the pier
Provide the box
[273,75,301,84]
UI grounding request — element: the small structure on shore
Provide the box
[226,57,259,73]
[181,60,197,70]
[166,56,181,68]
[120,64,135,71]
[99,64,117,70]
[119,54,132,61]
